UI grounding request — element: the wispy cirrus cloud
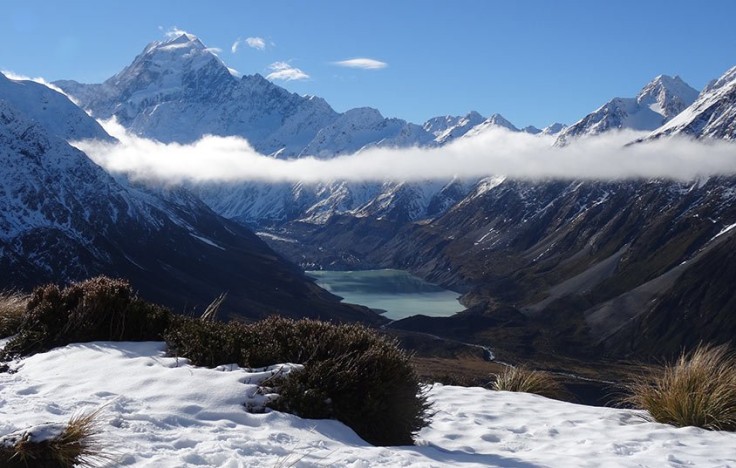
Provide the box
[232,36,267,53]
[265,62,309,81]
[333,58,388,70]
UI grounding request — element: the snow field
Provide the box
[1,341,735,467]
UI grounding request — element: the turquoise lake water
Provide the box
[306,269,464,320]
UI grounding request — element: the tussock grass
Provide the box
[166,315,431,446]
[622,344,736,431]
[0,292,28,338]
[0,410,106,468]
[490,366,567,400]
[2,276,172,359]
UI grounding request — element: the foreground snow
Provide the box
[1,342,734,467]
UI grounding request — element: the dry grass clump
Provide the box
[0,411,106,468]
[490,366,567,400]
[165,315,431,446]
[0,292,29,338]
[622,344,736,431]
[2,276,171,359]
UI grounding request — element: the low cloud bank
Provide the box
[74,120,736,185]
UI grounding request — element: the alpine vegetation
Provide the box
[165,316,431,446]
[622,344,736,431]
[1,276,171,359]
[490,366,567,400]
[1,276,429,447]
[0,410,105,468]
[0,292,28,338]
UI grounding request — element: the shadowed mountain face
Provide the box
[272,176,736,360]
[0,75,381,324]
[256,66,736,362]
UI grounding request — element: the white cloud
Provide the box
[75,121,736,186]
[232,36,267,53]
[333,58,388,70]
[163,27,194,40]
[246,37,266,50]
[265,62,309,81]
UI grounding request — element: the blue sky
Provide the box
[1,1,734,128]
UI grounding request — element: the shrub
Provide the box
[0,411,106,468]
[490,366,567,400]
[165,316,431,446]
[622,344,736,431]
[0,292,28,338]
[164,317,248,368]
[2,276,172,359]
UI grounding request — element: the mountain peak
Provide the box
[485,113,519,131]
[167,32,201,45]
[556,74,698,145]
[542,122,566,135]
[647,64,736,141]
[637,74,698,109]
[99,32,235,113]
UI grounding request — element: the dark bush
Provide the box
[165,316,431,446]
[2,276,172,359]
[164,316,249,367]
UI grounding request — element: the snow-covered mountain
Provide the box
[555,75,698,145]
[54,33,507,226]
[55,33,443,158]
[647,66,736,140]
[464,113,520,138]
[0,73,111,142]
[542,122,566,135]
[56,33,340,155]
[0,76,378,323]
[521,125,542,134]
[299,107,433,158]
[422,111,486,144]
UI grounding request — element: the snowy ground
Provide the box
[1,341,735,467]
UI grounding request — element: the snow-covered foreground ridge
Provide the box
[1,342,735,467]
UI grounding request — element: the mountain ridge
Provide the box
[0,74,381,324]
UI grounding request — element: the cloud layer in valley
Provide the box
[75,120,736,185]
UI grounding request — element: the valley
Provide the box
[2,30,736,388]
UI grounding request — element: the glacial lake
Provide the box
[306,269,464,320]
